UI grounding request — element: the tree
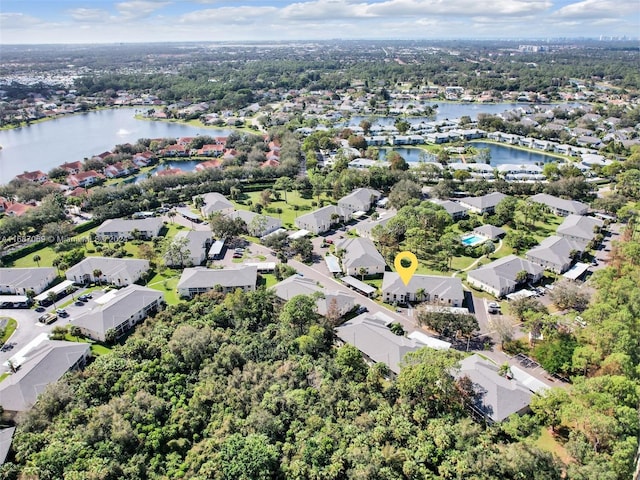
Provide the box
[46,291,57,307]
[215,433,279,480]
[387,151,409,171]
[289,237,313,263]
[92,269,103,285]
[273,177,294,204]
[490,315,515,349]
[395,119,411,135]
[359,119,372,135]
[494,196,518,226]
[388,179,421,209]
[167,210,177,224]
[279,294,318,335]
[549,279,591,311]
[515,269,529,284]
[164,235,191,268]
[209,212,247,241]
[358,266,367,281]
[453,169,471,182]
[32,254,41,267]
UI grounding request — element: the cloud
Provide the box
[553,0,638,19]
[366,0,552,17]
[179,5,278,24]
[68,8,110,23]
[0,12,43,29]
[116,0,170,20]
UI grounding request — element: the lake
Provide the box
[0,108,232,183]
[383,142,561,166]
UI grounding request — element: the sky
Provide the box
[0,0,638,44]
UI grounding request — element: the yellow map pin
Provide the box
[394,251,418,286]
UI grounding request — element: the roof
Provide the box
[295,205,347,231]
[473,224,506,240]
[467,255,544,293]
[455,354,533,422]
[72,285,163,338]
[165,230,211,264]
[336,314,424,374]
[338,188,381,207]
[199,192,233,215]
[382,272,464,300]
[324,255,342,274]
[208,239,225,256]
[529,193,589,215]
[341,275,377,295]
[34,280,75,302]
[354,210,397,238]
[0,427,15,465]
[429,199,468,217]
[459,192,507,211]
[228,210,281,235]
[177,265,257,290]
[563,262,590,280]
[272,275,354,316]
[556,214,604,245]
[336,237,386,271]
[66,257,150,282]
[96,217,163,235]
[0,267,55,290]
[0,340,90,412]
[407,331,452,350]
[526,236,582,269]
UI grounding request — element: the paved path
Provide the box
[452,238,503,279]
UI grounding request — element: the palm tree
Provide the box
[46,291,57,308]
[358,267,367,281]
[415,288,426,303]
[92,269,103,286]
[32,254,41,267]
[167,210,177,224]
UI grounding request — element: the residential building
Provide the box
[15,170,48,184]
[454,354,533,423]
[382,273,464,306]
[0,339,90,412]
[66,257,150,286]
[336,237,387,277]
[473,224,506,241]
[354,210,397,239]
[228,210,282,237]
[458,192,508,215]
[198,192,234,217]
[164,230,212,267]
[295,205,348,234]
[60,161,83,174]
[177,265,257,298]
[0,427,15,465]
[556,214,604,249]
[72,285,164,342]
[0,267,56,295]
[529,193,589,216]
[272,275,355,318]
[466,255,544,298]
[525,236,583,274]
[66,170,103,188]
[429,199,469,220]
[335,313,425,374]
[337,188,381,215]
[95,217,163,241]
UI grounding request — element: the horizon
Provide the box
[1,0,638,45]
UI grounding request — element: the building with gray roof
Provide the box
[429,199,469,220]
[530,193,589,216]
[382,272,464,307]
[96,217,163,241]
[228,210,282,237]
[556,214,604,249]
[72,285,164,342]
[336,237,387,276]
[0,267,56,295]
[0,340,90,412]
[354,210,397,239]
[0,427,15,465]
[294,205,348,234]
[337,188,381,215]
[454,354,533,423]
[525,236,583,274]
[336,313,425,374]
[199,192,234,217]
[473,224,506,241]
[66,257,150,286]
[272,275,354,318]
[164,230,212,267]
[466,255,544,298]
[177,265,257,298]
[458,192,507,215]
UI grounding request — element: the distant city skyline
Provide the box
[1,0,638,44]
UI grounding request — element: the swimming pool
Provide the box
[461,234,486,247]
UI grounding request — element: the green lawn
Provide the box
[232,190,333,229]
[146,270,182,305]
[259,273,279,289]
[534,428,571,464]
[62,333,113,356]
[0,373,8,383]
[0,318,17,344]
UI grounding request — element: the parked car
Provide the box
[355,306,368,314]
[78,294,92,302]
[56,309,68,317]
[38,312,57,324]
[488,302,500,314]
[74,301,85,307]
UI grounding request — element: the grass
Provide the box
[534,428,572,464]
[146,269,182,305]
[62,333,113,356]
[259,273,279,289]
[0,318,17,344]
[232,190,333,229]
[0,372,8,383]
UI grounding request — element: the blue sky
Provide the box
[1,0,637,44]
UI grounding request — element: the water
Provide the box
[461,234,485,246]
[128,160,203,183]
[0,108,232,183]
[349,102,527,126]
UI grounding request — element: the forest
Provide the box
[2,222,639,479]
